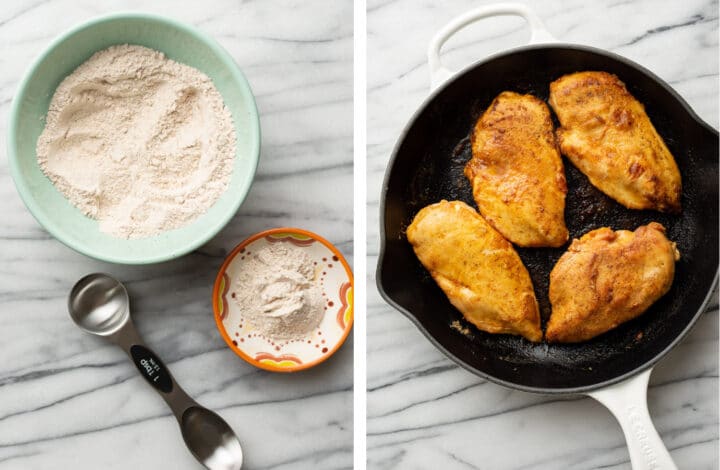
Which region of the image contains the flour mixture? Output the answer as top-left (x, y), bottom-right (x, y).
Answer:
top-left (233, 244), bottom-right (324, 340)
top-left (36, 44), bottom-right (236, 239)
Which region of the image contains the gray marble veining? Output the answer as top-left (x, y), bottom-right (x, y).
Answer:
top-left (367, 0), bottom-right (718, 469)
top-left (0, 0), bottom-right (352, 469)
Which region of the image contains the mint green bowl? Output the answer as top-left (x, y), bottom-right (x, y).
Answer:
top-left (7, 13), bottom-right (260, 264)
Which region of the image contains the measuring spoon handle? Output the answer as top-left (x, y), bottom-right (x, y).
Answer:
top-left (111, 319), bottom-right (198, 419)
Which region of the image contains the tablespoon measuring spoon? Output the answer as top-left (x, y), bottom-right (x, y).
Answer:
top-left (68, 273), bottom-right (243, 470)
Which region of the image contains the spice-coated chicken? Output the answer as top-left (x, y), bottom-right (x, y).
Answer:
top-left (465, 91), bottom-right (569, 247)
top-left (407, 200), bottom-right (542, 342)
top-left (546, 222), bottom-right (679, 343)
top-left (549, 71), bottom-right (682, 213)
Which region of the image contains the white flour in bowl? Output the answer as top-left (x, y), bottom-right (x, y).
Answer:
top-left (233, 244), bottom-right (324, 340)
top-left (36, 44), bottom-right (236, 239)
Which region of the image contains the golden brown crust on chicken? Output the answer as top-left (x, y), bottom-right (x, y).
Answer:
top-left (549, 71), bottom-right (682, 213)
top-left (407, 200), bottom-right (542, 342)
top-left (465, 91), bottom-right (569, 247)
top-left (546, 222), bottom-right (679, 343)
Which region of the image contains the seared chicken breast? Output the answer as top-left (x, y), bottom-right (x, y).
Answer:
top-left (549, 71), bottom-right (681, 213)
top-left (407, 200), bottom-right (542, 342)
top-left (546, 222), bottom-right (679, 343)
top-left (466, 91), bottom-right (569, 247)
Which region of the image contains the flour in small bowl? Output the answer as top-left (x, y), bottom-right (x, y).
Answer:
top-left (234, 244), bottom-right (324, 340)
top-left (36, 44), bottom-right (236, 239)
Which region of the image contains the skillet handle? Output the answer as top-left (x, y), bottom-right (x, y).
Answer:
top-left (587, 368), bottom-right (677, 470)
top-left (428, 3), bottom-right (558, 90)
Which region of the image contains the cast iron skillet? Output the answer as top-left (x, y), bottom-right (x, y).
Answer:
top-left (376, 5), bottom-right (718, 469)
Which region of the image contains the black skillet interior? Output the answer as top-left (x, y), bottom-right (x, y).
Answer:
top-left (377, 45), bottom-right (719, 393)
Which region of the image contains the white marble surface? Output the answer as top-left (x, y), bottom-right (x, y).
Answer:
top-left (0, 0), bottom-right (352, 469)
top-left (367, 0), bottom-right (718, 469)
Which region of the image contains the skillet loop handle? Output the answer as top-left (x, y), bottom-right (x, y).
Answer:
top-left (588, 369), bottom-right (678, 470)
top-left (428, 2), bottom-right (557, 90)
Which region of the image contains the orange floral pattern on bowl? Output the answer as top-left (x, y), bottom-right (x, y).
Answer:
top-left (266, 232), bottom-right (315, 246)
top-left (255, 352), bottom-right (303, 367)
top-left (337, 282), bottom-right (352, 330)
top-left (217, 273), bottom-right (230, 320)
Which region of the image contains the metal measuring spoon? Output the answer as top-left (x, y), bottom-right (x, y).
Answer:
top-left (68, 273), bottom-right (243, 470)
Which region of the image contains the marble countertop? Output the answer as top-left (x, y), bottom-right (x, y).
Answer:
top-left (0, 0), bottom-right (352, 469)
top-left (367, 0), bottom-right (718, 469)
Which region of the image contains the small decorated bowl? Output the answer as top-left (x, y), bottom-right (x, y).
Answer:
top-left (213, 228), bottom-right (353, 372)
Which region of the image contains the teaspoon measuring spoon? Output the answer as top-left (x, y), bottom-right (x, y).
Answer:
top-left (68, 273), bottom-right (243, 470)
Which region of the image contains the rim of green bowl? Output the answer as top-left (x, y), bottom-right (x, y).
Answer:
top-left (6, 12), bottom-right (261, 264)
